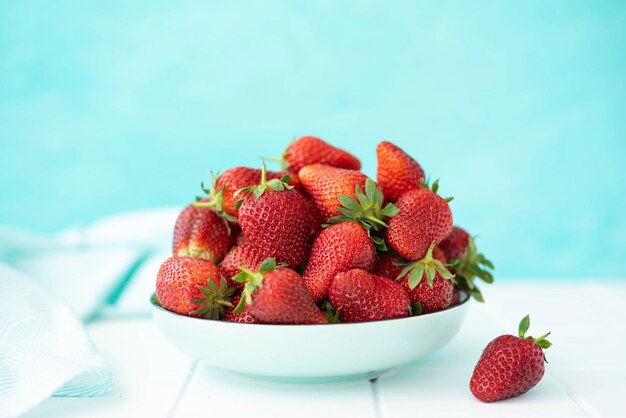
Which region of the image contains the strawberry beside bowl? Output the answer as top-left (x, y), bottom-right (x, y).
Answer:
top-left (150, 292), bottom-right (470, 383)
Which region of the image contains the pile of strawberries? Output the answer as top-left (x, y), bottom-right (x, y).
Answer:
top-left (155, 136), bottom-right (494, 325)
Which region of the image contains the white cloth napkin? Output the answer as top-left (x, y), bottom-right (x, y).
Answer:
top-left (0, 264), bottom-right (112, 418)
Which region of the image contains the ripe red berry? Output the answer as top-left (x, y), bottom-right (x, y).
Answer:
top-left (298, 164), bottom-right (369, 221)
top-left (387, 186), bottom-right (453, 261)
top-left (172, 204), bottom-right (233, 263)
top-left (439, 226), bottom-right (495, 302)
top-left (328, 269), bottom-right (411, 322)
top-left (470, 315), bottom-right (552, 402)
top-left (156, 256), bottom-right (234, 319)
top-left (283, 136), bottom-right (361, 174)
top-left (303, 222), bottom-right (376, 303)
top-left (374, 246), bottom-right (454, 314)
top-left (236, 164), bottom-right (311, 268)
top-left (233, 258), bottom-right (327, 325)
top-left (222, 295), bottom-right (256, 324)
top-left (376, 141), bottom-right (425, 202)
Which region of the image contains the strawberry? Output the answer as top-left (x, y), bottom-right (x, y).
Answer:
top-left (470, 315), bottom-right (552, 402)
top-left (156, 256), bottom-right (234, 319)
top-left (303, 221), bottom-right (376, 303)
top-left (372, 252), bottom-right (405, 280)
top-left (221, 295), bottom-right (256, 323)
top-left (328, 269), bottom-right (411, 322)
top-left (439, 226), bottom-right (471, 261)
top-left (172, 203), bottom-right (233, 263)
top-left (220, 244), bottom-right (273, 291)
top-left (233, 229), bottom-right (249, 246)
top-left (298, 164), bottom-right (369, 220)
top-left (277, 136), bottom-right (361, 174)
top-left (386, 181), bottom-right (453, 261)
top-left (450, 288), bottom-right (461, 306)
top-left (439, 226), bottom-right (494, 302)
top-left (233, 258), bottom-right (327, 324)
top-left (196, 168), bottom-right (298, 218)
top-left (325, 177), bottom-right (399, 249)
top-left (236, 164), bottom-right (311, 268)
top-left (376, 141), bottom-right (425, 202)
top-left (374, 247), bottom-right (454, 314)
top-left (299, 189), bottom-right (325, 235)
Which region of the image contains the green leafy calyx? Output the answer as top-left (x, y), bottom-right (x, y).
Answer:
top-left (322, 300), bottom-right (341, 324)
top-left (192, 171), bottom-right (238, 226)
top-left (517, 315), bottom-right (552, 359)
top-left (232, 258), bottom-right (278, 313)
top-left (234, 162), bottom-right (293, 209)
top-left (395, 242), bottom-right (455, 289)
top-left (450, 235), bottom-right (494, 302)
top-left (410, 302), bottom-right (423, 316)
top-left (328, 178), bottom-right (399, 236)
top-left (421, 178), bottom-right (453, 202)
top-left (189, 277), bottom-right (236, 319)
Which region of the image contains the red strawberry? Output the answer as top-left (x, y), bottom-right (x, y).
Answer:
top-left (172, 204), bottom-right (233, 263)
top-left (439, 226), bottom-right (495, 302)
top-left (222, 295), bottom-right (256, 323)
top-left (328, 269), bottom-right (411, 322)
top-left (376, 141), bottom-right (425, 202)
top-left (156, 256), bottom-right (234, 319)
top-left (450, 288), bottom-right (461, 306)
top-left (196, 167), bottom-right (298, 218)
top-left (220, 244), bottom-right (273, 291)
top-left (387, 182), bottom-right (453, 261)
top-left (233, 258), bottom-right (327, 324)
top-left (439, 226), bottom-right (471, 261)
top-left (372, 252), bottom-right (405, 280)
top-left (233, 229), bottom-right (249, 246)
top-left (374, 247), bottom-right (454, 314)
top-left (298, 164), bottom-right (369, 220)
top-left (470, 315), bottom-right (552, 402)
top-left (299, 190), bottom-right (325, 235)
top-left (280, 136), bottom-right (361, 174)
top-left (236, 164), bottom-right (311, 268)
top-left (303, 222), bottom-right (376, 303)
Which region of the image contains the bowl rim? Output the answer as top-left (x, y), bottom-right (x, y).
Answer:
top-left (150, 291), bottom-right (470, 327)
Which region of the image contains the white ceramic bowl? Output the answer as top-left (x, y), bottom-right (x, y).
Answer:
top-left (151, 293), bottom-right (470, 383)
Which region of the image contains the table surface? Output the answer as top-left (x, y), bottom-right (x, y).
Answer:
top-left (7, 210), bottom-right (624, 418)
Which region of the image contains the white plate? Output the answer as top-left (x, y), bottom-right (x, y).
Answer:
top-left (151, 293), bottom-right (470, 383)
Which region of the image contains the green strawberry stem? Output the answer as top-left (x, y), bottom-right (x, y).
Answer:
top-left (327, 178), bottom-right (399, 233)
top-left (263, 138), bottom-right (296, 171)
top-left (260, 161), bottom-right (268, 185)
top-left (232, 258), bottom-right (278, 313)
top-left (421, 178), bottom-right (453, 202)
top-left (450, 235), bottom-right (494, 303)
top-left (396, 242), bottom-right (455, 289)
top-left (365, 215), bottom-right (389, 228)
top-left (262, 156), bottom-right (289, 172)
top-left (193, 172), bottom-right (238, 225)
top-left (233, 163), bottom-right (293, 209)
top-left (189, 277), bottom-right (236, 320)
top-left (517, 315), bottom-right (552, 355)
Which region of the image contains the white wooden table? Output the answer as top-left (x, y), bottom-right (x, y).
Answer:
top-left (6, 210), bottom-right (624, 418)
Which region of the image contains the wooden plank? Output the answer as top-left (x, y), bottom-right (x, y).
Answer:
top-left (173, 363), bottom-right (378, 418)
top-left (376, 293), bottom-right (589, 418)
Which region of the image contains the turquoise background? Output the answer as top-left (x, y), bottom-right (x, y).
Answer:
top-left (1, 1), bottom-right (625, 278)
